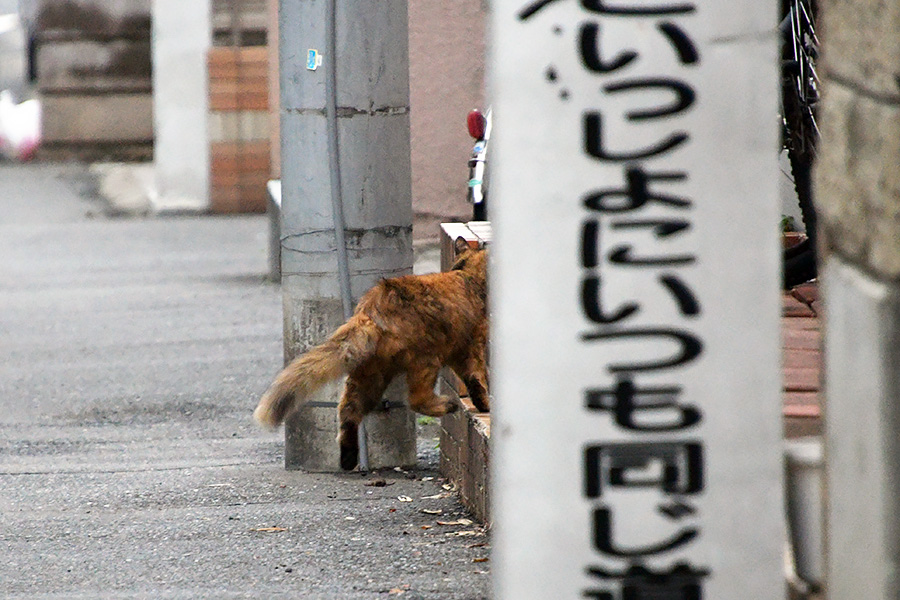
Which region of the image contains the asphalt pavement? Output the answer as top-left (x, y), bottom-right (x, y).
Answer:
top-left (0, 163), bottom-right (491, 599)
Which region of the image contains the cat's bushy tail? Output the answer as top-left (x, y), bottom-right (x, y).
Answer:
top-left (253, 313), bottom-right (379, 428)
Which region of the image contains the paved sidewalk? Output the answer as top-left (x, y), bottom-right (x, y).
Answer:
top-left (782, 283), bottom-right (822, 438)
top-left (0, 163), bottom-right (490, 599)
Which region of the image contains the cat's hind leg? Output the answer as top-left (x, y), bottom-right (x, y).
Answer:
top-left (337, 367), bottom-right (387, 471)
top-left (407, 359), bottom-right (459, 417)
top-left (451, 331), bottom-right (490, 412)
top-left (461, 371), bottom-right (489, 412)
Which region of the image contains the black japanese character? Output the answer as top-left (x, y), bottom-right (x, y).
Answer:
top-left (582, 275), bottom-right (640, 324)
top-left (585, 112), bottom-right (689, 161)
top-left (592, 506), bottom-right (698, 557)
top-left (660, 274), bottom-right (700, 316)
top-left (584, 562), bottom-right (710, 599)
top-left (583, 167), bottom-right (690, 213)
top-left (604, 78), bottom-right (695, 120)
top-left (587, 218), bottom-right (694, 265)
top-left (582, 219), bottom-right (602, 268)
top-left (581, 0), bottom-right (695, 15)
top-left (658, 22), bottom-right (700, 64)
top-left (579, 21), bottom-right (698, 74)
top-left (584, 442), bottom-right (704, 497)
top-left (580, 328), bottom-right (702, 372)
top-left (517, 0), bottom-right (698, 26)
top-left (580, 22), bottom-right (638, 73)
top-left (581, 220), bottom-right (699, 321)
top-left (585, 376), bottom-right (702, 432)
top-left (606, 216), bottom-right (695, 267)
top-left (610, 219), bottom-right (690, 237)
top-left (607, 245), bottom-right (695, 267)
top-left (518, 0), bottom-right (559, 20)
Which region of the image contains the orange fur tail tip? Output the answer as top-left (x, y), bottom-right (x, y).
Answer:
top-left (253, 382), bottom-right (294, 429)
top-left (253, 400), bottom-right (277, 429)
top-left (254, 330), bottom-right (360, 429)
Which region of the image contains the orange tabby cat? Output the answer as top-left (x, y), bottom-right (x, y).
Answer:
top-left (254, 239), bottom-right (488, 470)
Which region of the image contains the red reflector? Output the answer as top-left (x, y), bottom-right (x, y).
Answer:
top-left (467, 109), bottom-right (487, 140)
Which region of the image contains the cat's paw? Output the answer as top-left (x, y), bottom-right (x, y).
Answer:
top-left (340, 443), bottom-right (359, 471)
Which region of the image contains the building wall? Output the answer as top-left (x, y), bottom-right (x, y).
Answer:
top-left (408, 0), bottom-right (487, 240)
top-left (30, 0), bottom-right (153, 160)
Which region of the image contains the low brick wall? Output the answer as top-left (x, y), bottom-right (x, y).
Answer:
top-left (438, 222), bottom-right (492, 524)
top-left (439, 379), bottom-right (491, 524)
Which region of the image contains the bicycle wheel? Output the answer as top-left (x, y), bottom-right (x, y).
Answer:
top-left (781, 0), bottom-right (819, 289)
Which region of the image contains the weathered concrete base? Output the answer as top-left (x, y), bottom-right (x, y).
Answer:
top-left (278, 221), bottom-right (415, 472)
top-left (363, 376), bottom-right (418, 471)
top-left (284, 378), bottom-right (416, 473)
top-left (284, 400), bottom-right (342, 473)
top-left (823, 255), bottom-right (900, 598)
top-left (280, 291), bottom-right (416, 472)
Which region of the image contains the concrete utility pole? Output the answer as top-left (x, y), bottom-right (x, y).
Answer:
top-left (277, 0), bottom-right (416, 471)
top-left (816, 2), bottom-right (900, 597)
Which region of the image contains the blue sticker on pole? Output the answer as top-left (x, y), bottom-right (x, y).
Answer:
top-left (307, 49), bottom-right (322, 71)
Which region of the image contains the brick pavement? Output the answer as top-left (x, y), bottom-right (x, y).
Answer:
top-left (783, 282), bottom-right (823, 437)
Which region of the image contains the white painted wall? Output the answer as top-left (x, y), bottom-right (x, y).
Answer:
top-left (151, 0), bottom-right (211, 212)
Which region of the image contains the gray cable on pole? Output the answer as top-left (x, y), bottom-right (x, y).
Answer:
top-left (324, 0), bottom-right (351, 320)
top-left (324, 0), bottom-right (369, 472)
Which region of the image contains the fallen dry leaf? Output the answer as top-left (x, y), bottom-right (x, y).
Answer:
top-left (421, 509), bottom-right (443, 515)
top-left (251, 527), bottom-right (286, 532)
top-left (397, 496), bottom-right (413, 502)
top-left (420, 493), bottom-right (448, 500)
top-left (473, 557), bottom-right (489, 563)
top-left (436, 518), bottom-right (473, 526)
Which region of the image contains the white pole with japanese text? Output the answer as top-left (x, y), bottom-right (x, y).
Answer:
top-left (489, 1), bottom-right (785, 598)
